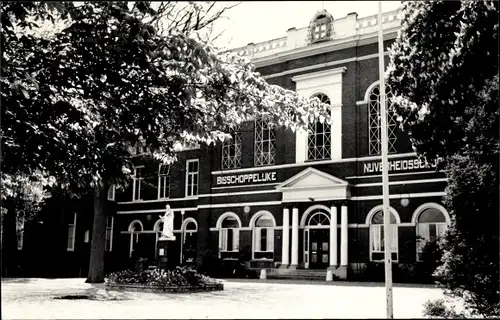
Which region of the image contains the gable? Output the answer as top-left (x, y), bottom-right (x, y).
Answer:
top-left (277, 167), bottom-right (349, 191)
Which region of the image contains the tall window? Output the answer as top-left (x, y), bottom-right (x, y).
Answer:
top-left (67, 213), bottom-right (77, 251)
top-left (368, 84), bottom-right (397, 155)
top-left (222, 125), bottom-right (242, 169)
top-left (16, 217), bottom-right (24, 250)
top-left (370, 210), bottom-right (398, 261)
top-left (158, 164), bottom-right (170, 199)
top-left (254, 116), bottom-right (276, 166)
top-left (185, 159), bottom-right (199, 197)
top-left (129, 220), bottom-right (143, 257)
top-left (132, 166), bottom-right (144, 201)
top-left (107, 184), bottom-right (116, 201)
top-left (252, 213), bottom-right (275, 260)
top-left (308, 93), bottom-right (331, 161)
top-left (416, 207), bottom-right (448, 261)
top-left (220, 216), bottom-right (240, 252)
top-left (105, 217), bottom-right (114, 252)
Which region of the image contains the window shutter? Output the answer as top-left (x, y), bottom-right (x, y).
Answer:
top-left (220, 229), bottom-right (227, 251)
top-left (233, 229), bottom-right (239, 251)
top-left (267, 228), bottom-right (274, 252)
top-left (254, 228), bottom-right (261, 251)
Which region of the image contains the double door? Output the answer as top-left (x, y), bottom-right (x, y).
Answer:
top-left (309, 229), bottom-right (329, 269)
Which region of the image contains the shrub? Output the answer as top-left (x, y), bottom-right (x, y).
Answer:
top-left (423, 299), bottom-right (467, 319)
top-left (105, 266), bottom-right (219, 288)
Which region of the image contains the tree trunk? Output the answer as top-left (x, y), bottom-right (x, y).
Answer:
top-left (86, 181), bottom-right (108, 283)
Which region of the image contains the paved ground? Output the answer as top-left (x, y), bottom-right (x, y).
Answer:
top-left (2, 278), bottom-right (452, 319)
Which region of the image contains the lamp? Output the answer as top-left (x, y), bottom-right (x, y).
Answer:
top-left (400, 184), bottom-right (410, 207)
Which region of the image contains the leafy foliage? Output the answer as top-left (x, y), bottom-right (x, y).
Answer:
top-left (2, 1), bottom-right (330, 283)
top-left (387, 1), bottom-right (499, 317)
top-left (106, 266), bottom-right (219, 287)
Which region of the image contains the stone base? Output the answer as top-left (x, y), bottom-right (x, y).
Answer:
top-left (279, 263), bottom-right (289, 269)
top-left (332, 265), bottom-right (348, 280)
top-left (106, 283), bottom-right (223, 294)
top-left (287, 264), bottom-right (298, 270)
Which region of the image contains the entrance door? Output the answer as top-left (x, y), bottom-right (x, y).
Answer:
top-left (309, 229), bottom-right (329, 269)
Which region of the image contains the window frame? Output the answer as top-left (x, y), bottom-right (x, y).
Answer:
top-left (222, 125), bottom-right (243, 169)
top-left (107, 184), bottom-right (116, 201)
top-left (185, 159), bottom-right (199, 198)
top-left (252, 213), bottom-right (276, 260)
top-left (132, 166), bottom-right (145, 201)
top-left (368, 209), bottom-right (399, 262)
top-left (307, 93), bottom-right (332, 161)
top-left (67, 212), bottom-right (77, 252)
top-left (367, 84), bottom-right (398, 155)
top-left (128, 220), bottom-right (143, 258)
top-left (158, 164), bottom-right (170, 199)
top-left (105, 216), bottom-right (114, 252)
top-left (254, 116), bottom-right (276, 167)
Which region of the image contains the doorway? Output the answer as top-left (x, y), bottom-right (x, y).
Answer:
top-left (309, 229), bottom-right (329, 269)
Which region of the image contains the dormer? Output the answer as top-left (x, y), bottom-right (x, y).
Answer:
top-left (307, 10), bottom-right (334, 44)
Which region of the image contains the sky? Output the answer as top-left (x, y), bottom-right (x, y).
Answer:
top-left (210, 1), bottom-right (402, 49)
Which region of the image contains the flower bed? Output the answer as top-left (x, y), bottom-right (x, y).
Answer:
top-left (105, 266), bottom-right (223, 293)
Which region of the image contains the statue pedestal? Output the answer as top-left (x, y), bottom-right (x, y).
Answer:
top-left (157, 238), bottom-right (175, 270)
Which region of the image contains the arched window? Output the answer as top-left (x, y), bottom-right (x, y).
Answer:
top-left (308, 93), bottom-right (331, 161)
top-left (414, 204), bottom-right (449, 261)
top-left (181, 218), bottom-right (198, 264)
top-left (255, 115), bottom-right (276, 166)
top-left (308, 212), bottom-right (330, 226)
top-left (219, 214), bottom-right (241, 253)
top-left (222, 124), bottom-right (242, 169)
top-left (251, 212), bottom-right (276, 260)
top-left (369, 209), bottom-right (399, 262)
top-left (368, 83), bottom-right (397, 155)
top-left (128, 220), bottom-right (143, 257)
top-left (308, 10), bottom-right (334, 44)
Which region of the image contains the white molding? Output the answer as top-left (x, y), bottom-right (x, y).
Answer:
top-left (411, 202), bottom-right (451, 224)
top-left (117, 207), bottom-right (198, 214)
top-left (128, 219), bottom-right (144, 232)
top-left (215, 211), bottom-right (242, 229)
top-left (276, 167), bottom-right (350, 190)
top-left (300, 204), bottom-right (331, 227)
top-left (249, 210), bottom-right (277, 227)
top-left (118, 196), bottom-right (199, 204)
top-left (153, 218), bottom-right (162, 231)
top-left (291, 67), bottom-right (347, 83)
top-left (253, 30), bottom-right (398, 68)
top-left (352, 191), bottom-right (446, 201)
top-left (181, 217), bottom-right (198, 231)
top-left (365, 205), bottom-right (401, 224)
top-left (345, 170), bottom-right (438, 179)
top-left (356, 80), bottom-right (381, 105)
top-left (66, 213), bottom-right (77, 252)
top-left (399, 222), bottom-right (416, 227)
top-left (185, 159), bottom-right (199, 197)
top-left (262, 52), bottom-right (389, 80)
top-left (198, 201), bottom-right (282, 209)
top-left (211, 152), bottom-right (417, 175)
top-left (202, 189), bottom-right (281, 197)
top-left (355, 178), bottom-right (447, 187)
top-left (211, 182), bottom-right (280, 190)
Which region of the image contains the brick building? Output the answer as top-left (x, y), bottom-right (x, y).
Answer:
top-left (13, 9), bottom-right (449, 280)
top-left (108, 9), bottom-right (450, 280)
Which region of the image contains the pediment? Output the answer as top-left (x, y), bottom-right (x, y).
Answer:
top-left (276, 167), bottom-right (349, 191)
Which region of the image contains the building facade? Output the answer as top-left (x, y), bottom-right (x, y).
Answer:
top-left (10, 9), bottom-right (449, 280)
top-left (108, 9), bottom-right (450, 280)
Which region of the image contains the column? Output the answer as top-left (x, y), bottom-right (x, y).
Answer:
top-left (330, 206), bottom-right (338, 267)
top-left (340, 205), bottom-right (348, 266)
top-left (290, 207), bottom-right (299, 267)
top-left (281, 208), bottom-right (290, 266)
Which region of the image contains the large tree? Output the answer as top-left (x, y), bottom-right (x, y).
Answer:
top-left (2, 1), bottom-right (330, 283)
top-left (386, 0), bottom-right (499, 317)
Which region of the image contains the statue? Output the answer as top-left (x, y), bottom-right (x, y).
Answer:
top-left (159, 204), bottom-right (176, 241)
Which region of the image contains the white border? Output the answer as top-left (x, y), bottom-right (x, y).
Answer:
top-left (185, 159), bottom-right (199, 198)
